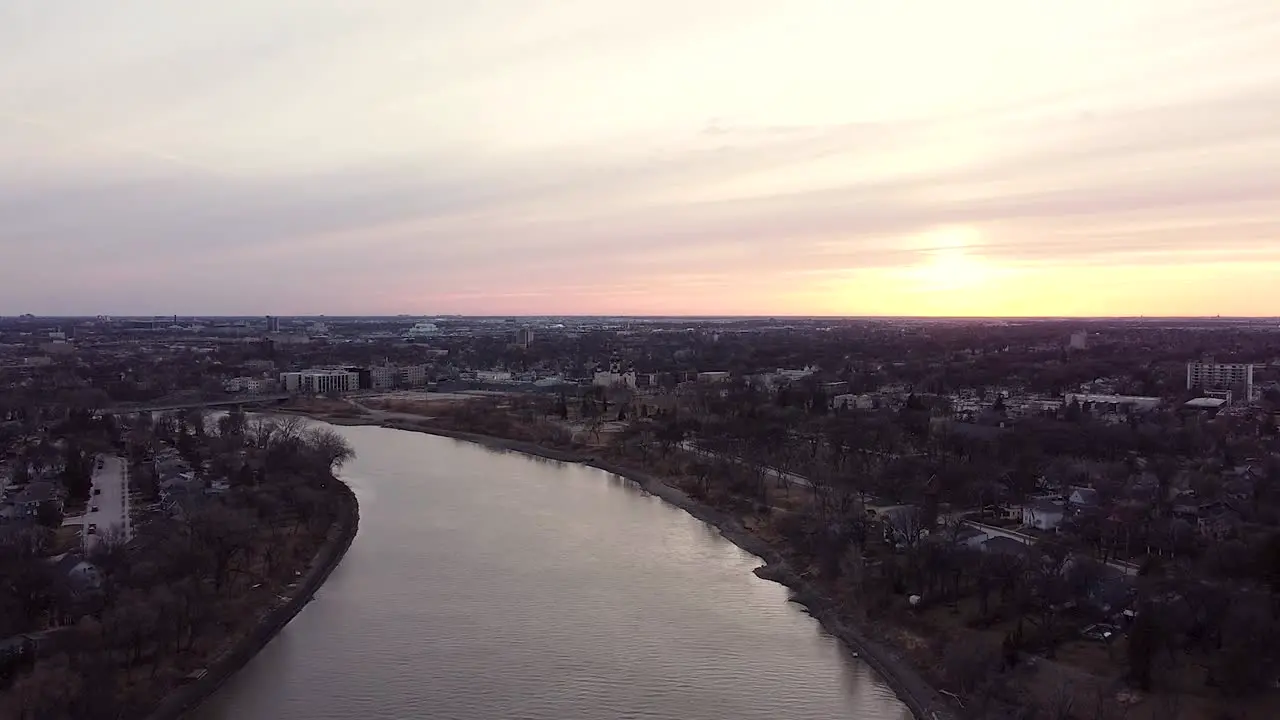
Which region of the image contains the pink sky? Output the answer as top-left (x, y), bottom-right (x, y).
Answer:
top-left (2, 1), bottom-right (1279, 316)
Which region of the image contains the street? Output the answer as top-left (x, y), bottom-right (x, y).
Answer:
top-left (62, 455), bottom-right (131, 552)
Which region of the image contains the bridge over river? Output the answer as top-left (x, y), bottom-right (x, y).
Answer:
top-left (103, 393), bottom-right (293, 414)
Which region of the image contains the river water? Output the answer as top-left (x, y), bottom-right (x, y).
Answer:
top-left (192, 424), bottom-right (910, 720)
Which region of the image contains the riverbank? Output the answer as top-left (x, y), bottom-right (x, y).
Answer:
top-left (142, 477), bottom-right (360, 720)
top-left (305, 412), bottom-right (952, 720)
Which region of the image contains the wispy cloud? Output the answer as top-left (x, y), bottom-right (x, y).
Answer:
top-left (1, 0), bottom-right (1278, 315)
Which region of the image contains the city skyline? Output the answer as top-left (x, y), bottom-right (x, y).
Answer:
top-left (3, 1), bottom-right (1279, 316)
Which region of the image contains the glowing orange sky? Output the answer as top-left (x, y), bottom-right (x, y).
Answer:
top-left (2, 1), bottom-right (1279, 316)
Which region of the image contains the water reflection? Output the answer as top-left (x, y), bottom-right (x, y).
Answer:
top-left (193, 424), bottom-right (911, 720)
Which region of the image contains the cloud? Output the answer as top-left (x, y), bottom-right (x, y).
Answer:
top-left (1, 1), bottom-right (1279, 315)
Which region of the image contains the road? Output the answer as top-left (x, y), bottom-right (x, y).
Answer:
top-left (680, 440), bottom-right (814, 488)
top-left (104, 393), bottom-right (291, 414)
top-left (63, 455), bottom-right (131, 552)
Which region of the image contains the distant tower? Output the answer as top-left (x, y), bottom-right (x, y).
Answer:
top-left (1068, 331), bottom-right (1087, 350)
top-left (266, 315), bottom-right (281, 333)
top-left (516, 327), bottom-right (534, 348)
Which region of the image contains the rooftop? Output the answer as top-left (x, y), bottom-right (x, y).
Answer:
top-left (1184, 397), bottom-right (1228, 409)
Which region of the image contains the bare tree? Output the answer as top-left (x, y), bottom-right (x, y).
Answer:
top-left (1045, 679), bottom-right (1076, 720)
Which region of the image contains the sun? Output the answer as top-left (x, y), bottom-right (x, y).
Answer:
top-left (902, 226), bottom-right (999, 292)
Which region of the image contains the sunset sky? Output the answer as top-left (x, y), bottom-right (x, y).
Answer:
top-left (2, 1), bottom-right (1279, 316)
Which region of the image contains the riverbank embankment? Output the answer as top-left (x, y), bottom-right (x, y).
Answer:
top-left (142, 478), bottom-right (360, 720)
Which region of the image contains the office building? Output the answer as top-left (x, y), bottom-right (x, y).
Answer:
top-left (371, 365), bottom-right (398, 390)
top-left (265, 315), bottom-right (281, 333)
top-left (399, 365), bottom-right (428, 387)
top-left (1068, 331), bottom-right (1087, 350)
top-left (279, 369), bottom-right (361, 395)
top-left (1187, 360), bottom-right (1254, 402)
top-left (516, 327), bottom-right (535, 348)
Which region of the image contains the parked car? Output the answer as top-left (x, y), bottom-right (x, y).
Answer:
top-left (87, 524), bottom-right (97, 535)
top-left (94, 488), bottom-right (101, 495)
top-left (90, 505), bottom-right (99, 512)
top-left (1081, 623), bottom-right (1118, 642)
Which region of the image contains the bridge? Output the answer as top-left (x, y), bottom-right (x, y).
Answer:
top-left (104, 393), bottom-right (293, 414)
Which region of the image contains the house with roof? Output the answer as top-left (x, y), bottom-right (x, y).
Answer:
top-left (1084, 571), bottom-right (1136, 619)
top-left (1180, 501), bottom-right (1243, 540)
top-left (6, 481), bottom-right (63, 519)
top-left (1022, 499), bottom-right (1066, 531)
top-left (1068, 486), bottom-right (1100, 508)
top-left (933, 524), bottom-right (991, 549)
top-left (46, 553), bottom-right (102, 595)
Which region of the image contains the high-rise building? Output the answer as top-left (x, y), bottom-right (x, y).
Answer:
top-left (516, 327), bottom-right (535, 348)
top-left (1068, 331), bottom-right (1088, 350)
top-left (1187, 360), bottom-right (1254, 402)
top-left (266, 315), bottom-right (281, 333)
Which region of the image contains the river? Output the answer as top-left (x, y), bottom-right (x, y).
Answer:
top-left (192, 423), bottom-right (911, 720)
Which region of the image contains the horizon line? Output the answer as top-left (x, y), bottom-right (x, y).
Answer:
top-left (6, 314), bottom-right (1280, 321)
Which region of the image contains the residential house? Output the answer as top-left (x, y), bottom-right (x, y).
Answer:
top-left (1180, 501), bottom-right (1242, 540)
top-left (47, 553), bottom-right (102, 595)
top-left (1068, 486), bottom-right (1100, 508)
top-left (8, 481), bottom-right (63, 519)
top-left (166, 492), bottom-right (207, 520)
top-left (1084, 572), bottom-right (1136, 619)
top-left (1022, 499), bottom-right (1066, 531)
top-left (934, 524), bottom-right (990, 549)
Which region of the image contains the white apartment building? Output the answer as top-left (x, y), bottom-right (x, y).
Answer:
top-left (593, 371), bottom-right (637, 389)
top-left (405, 321), bottom-right (439, 337)
top-left (279, 369), bottom-right (360, 395)
top-left (1187, 361), bottom-right (1254, 401)
top-left (476, 370), bottom-right (512, 383)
